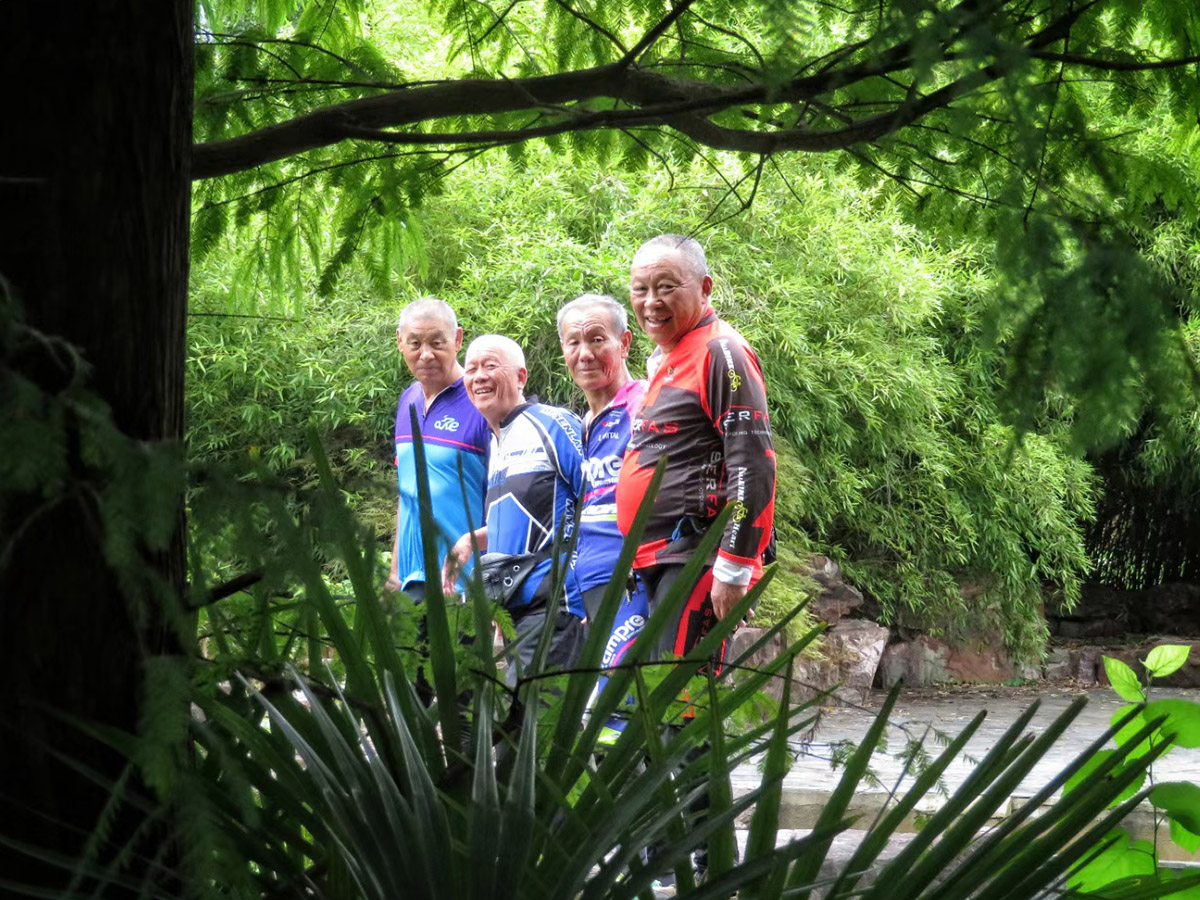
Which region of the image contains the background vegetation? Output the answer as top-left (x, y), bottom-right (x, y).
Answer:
top-left (190, 148), bottom-right (1104, 662)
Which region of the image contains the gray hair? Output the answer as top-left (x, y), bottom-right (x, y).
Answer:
top-left (556, 293), bottom-right (629, 339)
top-left (633, 234), bottom-right (709, 279)
top-left (465, 334), bottom-right (526, 369)
top-left (399, 297), bottom-right (457, 333)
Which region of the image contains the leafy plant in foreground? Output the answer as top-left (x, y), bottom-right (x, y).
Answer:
top-left (10, 433), bottom-right (1200, 900)
top-left (1064, 646), bottom-right (1200, 891)
top-left (182, 442), bottom-right (1200, 900)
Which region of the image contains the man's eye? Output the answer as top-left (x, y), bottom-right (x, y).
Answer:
top-left (631, 286), bottom-right (647, 296)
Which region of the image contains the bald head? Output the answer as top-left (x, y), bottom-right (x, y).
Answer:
top-left (399, 297), bottom-right (457, 333)
top-left (633, 234), bottom-right (708, 280)
top-left (464, 334), bottom-right (528, 430)
top-left (465, 334), bottom-right (526, 369)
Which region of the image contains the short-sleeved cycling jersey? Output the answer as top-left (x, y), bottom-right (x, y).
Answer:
top-left (571, 378), bottom-right (647, 595)
top-left (394, 378), bottom-right (490, 591)
top-left (615, 312), bottom-right (776, 577)
top-left (484, 402), bottom-right (585, 617)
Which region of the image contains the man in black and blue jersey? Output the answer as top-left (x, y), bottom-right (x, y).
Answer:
top-left (443, 334), bottom-right (587, 678)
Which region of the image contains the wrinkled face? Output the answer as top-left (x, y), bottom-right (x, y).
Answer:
top-left (397, 315), bottom-right (463, 391)
top-left (560, 306), bottom-right (632, 395)
top-left (464, 346), bottom-right (527, 425)
top-left (629, 248), bottom-right (713, 351)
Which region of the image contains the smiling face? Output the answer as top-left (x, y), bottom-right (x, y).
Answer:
top-left (397, 314), bottom-right (463, 395)
top-left (464, 342), bottom-right (527, 430)
top-left (560, 304), bottom-right (632, 399)
top-left (629, 247), bottom-right (713, 351)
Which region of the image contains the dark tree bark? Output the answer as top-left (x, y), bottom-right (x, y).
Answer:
top-left (0, 0), bottom-right (193, 892)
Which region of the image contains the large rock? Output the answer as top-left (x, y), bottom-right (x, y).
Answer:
top-left (728, 620), bottom-right (889, 707)
top-left (879, 635), bottom-right (1016, 687)
top-left (810, 620), bottom-right (890, 704)
top-left (806, 555), bottom-right (864, 626)
top-left (727, 626), bottom-right (789, 701)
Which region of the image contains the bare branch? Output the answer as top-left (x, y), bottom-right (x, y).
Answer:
top-left (1030, 50), bottom-right (1200, 71)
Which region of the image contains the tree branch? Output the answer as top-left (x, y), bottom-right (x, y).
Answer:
top-left (618, 0), bottom-right (697, 66)
top-left (191, 2), bottom-right (1200, 181)
top-left (1030, 50), bottom-right (1200, 71)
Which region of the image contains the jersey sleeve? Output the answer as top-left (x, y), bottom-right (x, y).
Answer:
top-left (548, 408), bottom-right (585, 496)
top-left (703, 336), bottom-right (776, 571)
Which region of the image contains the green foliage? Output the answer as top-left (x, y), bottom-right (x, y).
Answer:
top-left (1069, 648), bottom-right (1200, 890)
top-left (8, 328), bottom-right (1200, 899)
top-left (189, 148), bottom-right (1096, 659)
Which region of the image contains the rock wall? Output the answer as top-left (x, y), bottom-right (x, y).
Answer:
top-left (1050, 582), bottom-right (1200, 639)
top-left (734, 558), bottom-right (1200, 699)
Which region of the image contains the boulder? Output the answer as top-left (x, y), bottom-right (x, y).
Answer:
top-left (727, 626), bottom-right (789, 701)
top-left (795, 619), bottom-right (890, 705)
top-left (1136, 585), bottom-right (1200, 635)
top-left (729, 620), bottom-right (889, 707)
top-left (806, 555), bottom-right (864, 626)
top-left (878, 636), bottom-right (951, 688)
top-left (879, 635), bottom-right (1016, 687)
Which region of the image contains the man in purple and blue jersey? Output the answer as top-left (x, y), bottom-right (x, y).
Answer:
top-left (558, 293), bottom-right (649, 728)
top-left (388, 298), bottom-right (490, 601)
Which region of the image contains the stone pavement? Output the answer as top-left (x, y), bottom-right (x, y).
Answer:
top-left (728, 683), bottom-right (1200, 861)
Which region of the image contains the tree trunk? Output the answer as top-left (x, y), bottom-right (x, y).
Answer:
top-left (0, 0), bottom-right (193, 892)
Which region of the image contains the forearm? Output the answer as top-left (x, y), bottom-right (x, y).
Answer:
top-left (390, 505), bottom-right (401, 578)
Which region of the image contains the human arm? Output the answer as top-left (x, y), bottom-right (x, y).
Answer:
top-left (442, 526), bottom-right (487, 594)
top-left (705, 333), bottom-right (776, 617)
top-left (384, 501), bottom-right (404, 591)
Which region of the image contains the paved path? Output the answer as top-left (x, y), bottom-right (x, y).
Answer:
top-left (729, 684), bottom-right (1200, 858)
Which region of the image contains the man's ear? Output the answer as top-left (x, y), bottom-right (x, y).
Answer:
top-left (620, 329), bottom-right (633, 356)
top-left (453, 327), bottom-right (464, 353)
top-left (517, 367), bottom-right (529, 388)
top-left (396, 328), bottom-right (404, 352)
top-left (700, 274), bottom-right (714, 299)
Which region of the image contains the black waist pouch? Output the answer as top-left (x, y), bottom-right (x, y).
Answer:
top-left (480, 551), bottom-right (553, 609)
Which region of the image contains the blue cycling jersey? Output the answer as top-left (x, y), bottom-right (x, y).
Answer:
top-left (572, 379), bottom-right (647, 594)
top-left (484, 402), bottom-right (585, 616)
top-left (394, 379), bottom-right (490, 591)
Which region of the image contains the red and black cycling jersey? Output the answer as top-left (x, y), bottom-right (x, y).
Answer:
top-left (615, 311), bottom-right (776, 573)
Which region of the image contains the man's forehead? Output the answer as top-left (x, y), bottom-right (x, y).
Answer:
top-left (401, 315), bottom-right (453, 336)
top-left (466, 345), bottom-right (504, 362)
top-left (631, 247), bottom-right (688, 273)
top-left (561, 308), bottom-right (618, 335)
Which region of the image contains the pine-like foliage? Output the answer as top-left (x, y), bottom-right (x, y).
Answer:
top-left (192, 0), bottom-right (1200, 443)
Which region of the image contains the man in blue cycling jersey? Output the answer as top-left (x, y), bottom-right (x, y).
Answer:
top-left (559, 293), bottom-right (649, 741)
top-left (388, 298), bottom-right (490, 600)
top-left (443, 335), bottom-right (587, 678)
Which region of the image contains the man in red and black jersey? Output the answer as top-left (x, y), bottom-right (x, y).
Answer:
top-left (615, 234), bottom-right (776, 666)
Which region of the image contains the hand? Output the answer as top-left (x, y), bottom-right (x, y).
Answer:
top-left (710, 578), bottom-right (753, 622)
top-left (384, 572), bottom-right (402, 593)
top-left (441, 534), bottom-right (472, 594)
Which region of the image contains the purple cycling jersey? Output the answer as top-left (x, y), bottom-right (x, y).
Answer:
top-left (571, 379), bottom-right (647, 594)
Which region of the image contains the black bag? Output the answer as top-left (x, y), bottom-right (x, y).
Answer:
top-left (479, 551), bottom-right (552, 608)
